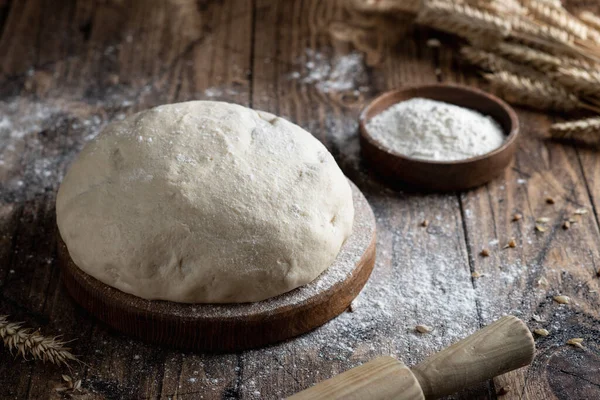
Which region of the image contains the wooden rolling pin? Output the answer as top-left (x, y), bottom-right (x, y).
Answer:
top-left (288, 316), bottom-right (534, 400)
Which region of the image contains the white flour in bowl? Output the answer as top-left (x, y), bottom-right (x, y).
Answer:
top-left (365, 98), bottom-right (505, 162)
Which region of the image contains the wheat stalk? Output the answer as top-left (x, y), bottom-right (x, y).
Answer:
top-left (350, 0), bottom-right (421, 15)
top-left (554, 66), bottom-right (600, 96)
top-left (550, 117), bottom-right (600, 139)
top-left (494, 42), bottom-right (595, 72)
top-left (463, 0), bottom-right (527, 16)
top-left (417, 0), bottom-right (510, 45)
top-left (482, 70), bottom-right (595, 112)
top-left (549, 117), bottom-right (600, 143)
top-left (580, 11), bottom-right (600, 32)
top-left (0, 315), bottom-right (79, 368)
top-left (523, 0), bottom-right (564, 9)
top-left (460, 46), bottom-right (541, 78)
top-left (526, 2), bottom-right (590, 40)
top-left (511, 16), bottom-right (573, 45)
top-left (494, 42), bottom-right (562, 71)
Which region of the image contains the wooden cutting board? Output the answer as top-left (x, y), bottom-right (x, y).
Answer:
top-left (59, 181), bottom-right (376, 352)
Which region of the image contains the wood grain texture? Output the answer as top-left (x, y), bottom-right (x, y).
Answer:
top-left (289, 356), bottom-right (424, 400)
top-left (0, 0), bottom-right (599, 399)
top-left (290, 316), bottom-right (534, 400)
top-left (412, 316), bottom-right (534, 399)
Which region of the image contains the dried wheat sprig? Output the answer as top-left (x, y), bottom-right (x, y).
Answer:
top-left (482, 70), bottom-right (598, 113)
top-left (523, 0), bottom-right (564, 9)
top-left (463, 0), bottom-right (527, 16)
top-left (417, 0), bottom-right (510, 45)
top-left (579, 11), bottom-right (600, 32)
top-left (550, 117), bottom-right (600, 139)
top-left (511, 17), bottom-right (573, 46)
top-left (554, 66), bottom-right (600, 96)
top-left (461, 46), bottom-right (540, 78)
top-left (496, 42), bottom-right (561, 71)
top-left (525, 2), bottom-right (590, 40)
top-left (350, 0), bottom-right (421, 15)
top-left (0, 315), bottom-right (79, 368)
top-left (495, 42), bottom-right (594, 72)
top-left (509, 20), bottom-right (600, 63)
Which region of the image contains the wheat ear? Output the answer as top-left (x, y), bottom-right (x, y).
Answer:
top-left (460, 46), bottom-right (541, 78)
top-left (494, 42), bottom-right (594, 72)
top-left (464, 0), bottom-right (527, 16)
top-left (482, 70), bottom-right (599, 113)
top-left (417, 0), bottom-right (510, 44)
top-left (523, 0), bottom-right (564, 9)
top-left (554, 66), bottom-right (600, 96)
top-left (525, 2), bottom-right (590, 40)
top-left (0, 315), bottom-right (79, 368)
top-left (579, 11), bottom-right (600, 32)
top-left (350, 0), bottom-right (421, 15)
top-left (550, 117), bottom-right (600, 139)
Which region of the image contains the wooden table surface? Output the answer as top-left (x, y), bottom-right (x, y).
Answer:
top-left (1, 1), bottom-right (599, 399)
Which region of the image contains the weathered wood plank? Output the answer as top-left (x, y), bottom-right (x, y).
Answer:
top-left (247, 1), bottom-right (485, 399)
top-left (0, 0), bottom-right (251, 399)
top-left (438, 29), bottom-right (600, 400)
top-left (2, 0), bottom-right (600, 399)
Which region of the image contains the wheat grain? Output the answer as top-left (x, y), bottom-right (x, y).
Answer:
top-left (495, 42), bottom-right (562, 71)
top-left (483, 70), bottom-right (581, 112)
top-left (350, 0), bottom-right (421, 15)
top-left (417, 0), bottom-right (510, 45)
top-left (495, 42), bottom-right (595, 72)
top-left (464, 0), bottom-right (527, 16)
top-left (550, 117), bottom-right (600, 139)
top-left (0, 315), bottom-right (79, 368)
top-left (554, 66), bottom-right (600, 95)
top-left (525, 2), bottom-right (589, 40)
top-left (511, 17), bottom-right (572, 44)
top-left (461, 46), bottom-right (540, 77)
top-left (580, 11), bottom-right (600, 32)
top-left (523, 0), bottom-right (564, 9)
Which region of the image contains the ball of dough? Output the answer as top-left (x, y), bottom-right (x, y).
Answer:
top-left (56, 101), bottom-right (354, 303)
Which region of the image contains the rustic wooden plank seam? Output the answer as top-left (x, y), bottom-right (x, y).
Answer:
top-left (0, 0), bottom-right (13, 42)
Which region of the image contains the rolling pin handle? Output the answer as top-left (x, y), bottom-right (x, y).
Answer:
top-left (411, 315), bottom-right (535, 399)
top-left (287, 356), bottom-right (425, 400)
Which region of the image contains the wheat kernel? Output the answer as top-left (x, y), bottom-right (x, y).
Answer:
top-left (512, 213), bottom-right (523, 221)
top-left (567, 338), bottom-right (584, 349)
top-left (536, 225), bottom-right (547, 232)
top-left (533, 328), bottom-right (549, 337)
top-left (553, 295), bottom-right (570, 304)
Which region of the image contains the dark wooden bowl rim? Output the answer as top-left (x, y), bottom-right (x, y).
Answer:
top-left (359, 83), bottom-right (519, 166)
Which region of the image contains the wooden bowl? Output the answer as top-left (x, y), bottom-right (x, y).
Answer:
top-left (59, 181), bottom-right (376, 352)
top-left (359, 84), bottom-right (519, 191)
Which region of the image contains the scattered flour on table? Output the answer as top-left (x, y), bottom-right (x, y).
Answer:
top-left (0, 85), bottom-right (153, 203)
top-left (289, 49), bottom-right (370, 96)
top-left (366, 98), bottom-right (505, 161)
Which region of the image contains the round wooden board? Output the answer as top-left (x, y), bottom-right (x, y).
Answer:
top-left (59, 181), bottom-right (376, 352)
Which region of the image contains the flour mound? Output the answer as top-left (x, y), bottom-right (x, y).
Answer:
top-left (366, 98), bottom-right (505, 162)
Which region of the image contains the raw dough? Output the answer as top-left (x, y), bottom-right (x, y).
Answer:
top-left (56, 101), bottom-right (354, 303)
